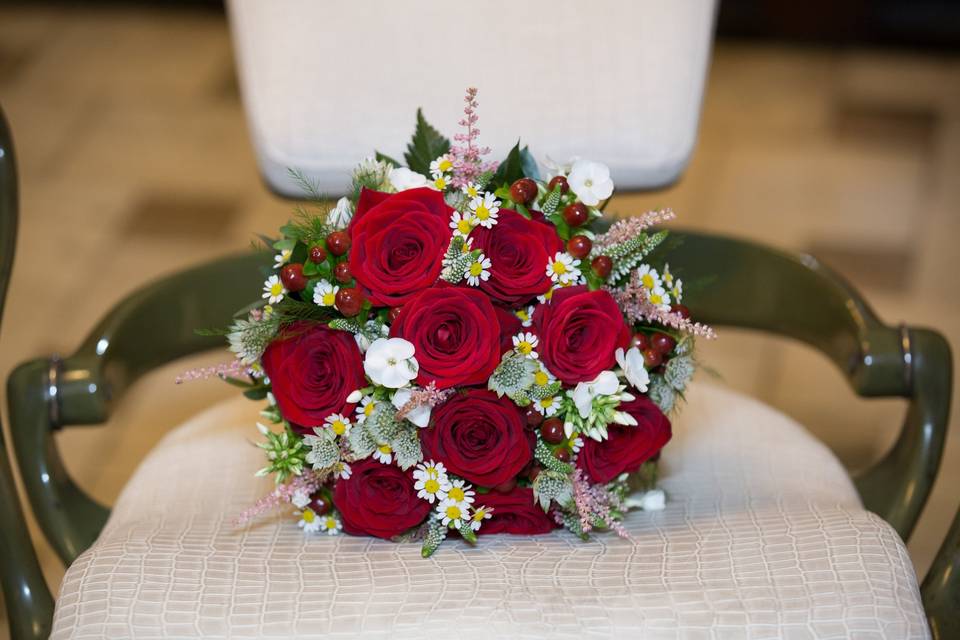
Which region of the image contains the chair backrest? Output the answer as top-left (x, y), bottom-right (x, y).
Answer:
top-left (227, 0), bottom-right (717, 197)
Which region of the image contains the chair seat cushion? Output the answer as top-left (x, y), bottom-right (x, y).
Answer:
top-left (51, 383), bottom-right (929, 639)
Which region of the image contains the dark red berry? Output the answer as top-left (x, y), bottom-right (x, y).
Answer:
top-left (279, 263), bottom-right (307, 292)
top-left (333, 262), bottom-right (352, 284)
top-left (651, 333), bottom-right (676, 355)
top-left (548, 175), bottom-right (570, 194)
top-left (387, 306), bottom-right (403, 323)
top-left (554, 448), bottom-right (572, 463)
top-left (527, 466), bottom-right (542, 482)
top-left (671, 303), bottom-right (691, 319)
top-left (591, 255), bottom-right (613, 279)
top-left (631, 332), bottom-right (650, 351)
top-left (562, 202), bottom-right (589, 227)
top-left (509, 178), bottom-right (538, 205)
top-left (335, 287), bottom-right (364, 317)
top-left (308, 245), bottom-right (327, 263)
top-left (494, 477), bottom-right (517, 493)
top-left (653, 364), bottom-right (667, 375)
top-left (642, 348), bottom-right (662, 369)
top-left (525, 407), bottom-right (544, 428)
top-left (541, 418), bottom-right (565, 445)
top-left (326, 230), bottom-right (350, 256)
top-left (567, 235), bottom-right (592, 259)
top-left (309, 495), bottom-right (332, 515)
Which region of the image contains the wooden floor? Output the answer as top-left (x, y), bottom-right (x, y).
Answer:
top-left (1, 5), bottom-right (958, 634)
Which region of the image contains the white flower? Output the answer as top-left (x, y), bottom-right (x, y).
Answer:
top-left (449, 210), bottom-right (477, 238)
top-left (465, 253), bottom-right (492, 286)
top-left (516, 305), bottom-right (535, 327)
top-left (662, 263), bottom-right (674, 288)
top-left (354, 395), bottom-right (376, 424)
top-left (570, 436), bottom-right (585, 454)
top-left (541, 155), bottom-right (578, 181)
top-left (262, 275), bottom-right (286, 304)
top-left (319, 514), bottom-right (343, 535)
top-left (636, 264), bottom-right (663, 292)
top-left (313, 281), bottom-right (339, 307)
top-left (333, 461), bottom-right (352, 480)
top-left (437, 498), bottom-right (468, 528)
top-left (571, 371), bottom-right (621, 420)
top-left (328, 197), bottom-right (354, 229)
top-left (615, 347), bottom-right (650, 392)
top-left (273, 248), bottom-right (292, 269)
top-left (639, 489), bottom-right (665, 511)
top-left (346, 389), bottom-right (364, 403)
top-left (291, 488), bottom-right (311, 509)
top-left (364, 337), bottom-right (419, 388)
top-left (533, 395), bottom-right (559, 417)
top-left (469, 193), bottom-right (500, 228)
top-left (669, 279), bottom-right (683, 304)
top-left (324, 413), bottom-right (351, 437)
top-left (462, 182), bottom-right (481, 199)
top-left (567, 159), bottom-right (614, 206)
top-left (430, 155), bottom-right (453, 176)
top-left (648, 286), bottom-right (671, 312)
top-left (391, 387), bottom-right (432, 428)
top-left (373, 443), bottom-right (393, 464)
top-left (469, 504), bottom-right (494, 531)
top-left (414, 460), bottom-right (451, 503)
top-left (533, 365), bottom-right (556, 388)
top-left (546, 252), bottom-right (582, 284)
top-left (389, 167), bottom-right (428, 191)
top-left (445, 479), bottom-right (475, 509)
top-left (296, 508), bottom-right (322, 534)
top-left (512, 332), bottom-right (539, 359)
top-left (430, 173), bottom-right (451, 191)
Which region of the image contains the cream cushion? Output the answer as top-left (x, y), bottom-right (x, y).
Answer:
top-left (51, 383), bottom-right (929, 638)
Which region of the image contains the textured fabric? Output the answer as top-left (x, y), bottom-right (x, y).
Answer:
top-left (51, 383), bottom-right (929, 639)
top-left (226, 0), bottom-right (717, 196)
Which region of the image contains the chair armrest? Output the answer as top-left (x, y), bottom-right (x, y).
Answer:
top-left (923, 501), bottom-right (960, 640)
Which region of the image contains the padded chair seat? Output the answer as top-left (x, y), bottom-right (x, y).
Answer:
top-left (51, 383), bottom-right (929, 639)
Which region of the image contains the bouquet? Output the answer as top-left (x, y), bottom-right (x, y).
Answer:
top-left (204, 88), bottom-right (716, 556)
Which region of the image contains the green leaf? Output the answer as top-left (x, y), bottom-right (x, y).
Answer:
top-left (375, 151), bottom-right (402, 168)
top-left (491, 141), bottom-right (524, 186)
top-left (519, 146), bottom-right (541, 181)
top-left (243, 387), bottom-right (270, 401)
top-left (404, 109), bottom-right (451, 176)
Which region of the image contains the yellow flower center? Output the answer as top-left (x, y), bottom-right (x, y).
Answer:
top-left (331, 420), bottom-right (347, 435)
top-left (445, 505), bottom-right (463, 520)
top-left (324, 517), bottom-right (337, 529)
top-left (302, 509), bottom-right (315, 523)
top-left (534, 371), bottom-right (549, 386)
top-left (516, 310), bottom-right (529, 322)
top-left (439, 159), bottom-right (452, 172)
top-left (466, 186), bottom-right (478, 198)
top-left (650, 292), bottom-right (664, 305)
top-left (475, 205), bottom-right (489, 220)
top-left (540, 396), bottom-right (554, 408)
top-left (469, 262), bottom-right (484, 276)
top-left (378, 444), bottom-right (391, 454)
top-left (517, 341), bottom-right (533, 355)
top-left (552, 261), bottom-right (568, 275)
top-left (472, 509), bottom-right (486, 521)
top-left (364, 403), bottom-right (374, 417)
top-left (434, 177), bottom-right (447, 190)
top-left (448, 486), bottom-right (465, 501)
top-left (270, 283), bottom-right (284, 295)
top-left (322, 292), bottom-right (336, 306)
top-left (641, 274), bottom-right (655, 290)
top-left (457, 219), bottom-right (472, 234)
top-left (542, 289), bottom-right (554, 301)
top-left (424, 478), bottom-right (440, 494)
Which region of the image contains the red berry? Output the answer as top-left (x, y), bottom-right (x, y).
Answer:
top-left (651, 333), bottom-right (676, 355)
top-left (509, 178), bottom-right (538, 205)
top-left (591, 255), bottom-right (613, 279)
top-left (548, 175), bottom-right (570, 194)
top-left (653, 364), bottom-right (667, 375)
top-left (333, 262), bottom-right (352, 284)
top-left (671, 303), bottom-right (691, 319)
top-left (308, 246), bottom-right (327, 263)
top-left (642, 348), bottom-right (662, 369)
top-left (541, 418), bottom-right (565, 445)
top-left (494, 477), bottom-right (517, 493)
top-left (309, 495), bottom-right (332, 515)
top-left (326, 231), bottom-right (351, 256)
top-left (387, 306), bottom-right (403, 323)
top-left (554, 448), bottom-right (572, 463)
top-left (527, 466), bottom-right (542, 482)
top-left (562, 202), bottom-right (589, 227)
top-left (567, 235), bottom-right (592, 259)
top-left (279, 263), bottom-right (307, 292)
top-left (335, 287), bottom-right (364, 317)
top-left (525, 407), bottom-right (544, 428)
top-left (631, 332), bottom-right (650, 351)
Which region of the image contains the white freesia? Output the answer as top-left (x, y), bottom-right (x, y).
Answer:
top-left (391, 387), bottom-right (432, 428)
top-left (571, 370), bottom-right (620, 419)
top-left (541, 155), bottom-right (579, 181)
top-left (328, 197), bottom-right (354, 229)
top-left (640, 489), bottom-right (665, 511)
top-left (567, 159), bottom-right (614, 206)
top-left (364, 338), bottom-right (419, 388)
top-left (345, 389), bottom-right (364, 403)
top-left (389, 167), bottom-right (428, 191)
top-left (615, 347), bottom-right (650, 392)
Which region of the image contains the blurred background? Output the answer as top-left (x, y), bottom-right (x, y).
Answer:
top-left (1, 1), bottom-right (958, 635)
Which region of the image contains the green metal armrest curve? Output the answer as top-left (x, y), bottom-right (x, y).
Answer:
top-left (923, 501), bottom-right (960, 640)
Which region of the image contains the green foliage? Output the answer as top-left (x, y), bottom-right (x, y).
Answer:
top-left (601, 230), bottom-right (669, 285)
top-left (287, 167), bottom-right (325, 203)
top-left (255, 424), bottom-right (307, 483)
top-left (559, 511), bottom-right (589, 540)
top-left (439, 235), bottom-right (482, 284)
top-left (540, 185), bottom-right (563, 216)
top-left (421, 518), bottom-right (448, 558)
top-left (405, 109), bottom-right (451, 176)
top-left (519, 146), bottom-right (541, 181)
top-left (458, 521), bottom-right (478, 544)
top-left (375, 151), bottom-right (401, 168)
top-left (534, 439), bottom-right (574, 475)
top-left (647, 375), bottom-right (676, 414)
top-left (532, 470), bottom-right (573, 511)
top-left (351, 157), bottom-right (393, 200)
top-left (664, 355), bottom-right (695, 391)
top-left (491, 141), bottom-right (524, 186)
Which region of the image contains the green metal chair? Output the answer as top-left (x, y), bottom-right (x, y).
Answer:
top-left (0, 102), bottom-right (957, 637)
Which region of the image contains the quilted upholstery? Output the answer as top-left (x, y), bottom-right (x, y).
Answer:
top-left (51, 383), bottom-right (929, 639)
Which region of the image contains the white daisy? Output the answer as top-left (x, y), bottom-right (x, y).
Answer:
top-left (291, 488), bottom-right (311, 509)
top-left (469, 193), bottom-right (500, 228)
top-left (462, 182), bottom-right (480, 199)
top-left (373, 443), bottom-right (393, 465)
top-left (537, 286), bottom-right (556, 305)
top-left (533, 394), bottom-right (560, 417)
top-left (296, 507), bottom-right (322, 534)
top-left (546, 252), bottom-right (582, 284)
top-left (273, 248), bottom-right (292, 269)
top-left (636, 264), bottom-right (663, 293)
top-left (669, 278), bottom-right (683, 304)
top-left (319, 514), bottom-right (343, 535)
top-left (413, 463), bottom-right (452, 503)
top-left (449, 210), bottom-right (477, 238)
top-left (465, 253), bottom-right (492, 286)
top-left (532, 365), bottom-right (557, 388)
top-left (354, 395), bottom-right (376, 424)
top-left (515, 305), bottom-right (535, 327)
top-left (431, 173), bottom-right (451, 191)
top-left (469, 504), bottom-right (494, 531)
top-left (445, 479), bottom-right (475, 508)
top-left (430, 155), bottom-right (454, 176)
top-left (313, 281), bottom-right (340, 307)
top-left (437, 498), bottom-right (468, 529)
top-left (662, 263), bottom-right (674, 288)
top-left (570, 435), bottom-right (585, 454)
top-left (512, 332), bottom-right (539, 359)
top-left (647, 286), bottom-right (671, 312)
top-left (333, 461), bottom-right (352, 480)
top-left (262, 275), bottom-right (286, 304)
top-left (413, 460), bottom-right (449, 483)
top-left (324, 413), bottom-right (351, 437)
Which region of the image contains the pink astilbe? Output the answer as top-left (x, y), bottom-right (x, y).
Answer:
top-left (571, 469), bottom-right (630, 539)
top-left (175, 359), bottom-right (247, 384)
top-left (611, 271), bottom-right (717, 339)
top-left (593, 208), bottom-right (676, 250)
top-left (235, 470), bottom-right (322, 527)
top-left (395, 381), bottom-right (454, 420)
top-left (449, 87), bottom-right (499, 188)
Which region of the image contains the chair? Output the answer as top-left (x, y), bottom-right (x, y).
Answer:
top-left (1, 2), bottom-right (957, 637)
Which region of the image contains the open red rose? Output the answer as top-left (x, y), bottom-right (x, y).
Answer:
top-left (333, 458), bottom-right (431, 539)
top-left (475, 486), bottom-right (558, 535)
top-left (576, 395), bottom-right (672, 483)
top-left (470, 208), bottom-right (563, 306)
top-left (494, 305), bottom-right (523, 355)
top-left (390, 286), bottom-right (501, 388)
top-left (261, 322), bottom-right (365, 434)
top-left (348, 187), bottom-right (453, 306)
top-left (421, 390), bottom-right (532, 487)
top-left (533, 285), bottom-right (631, 385)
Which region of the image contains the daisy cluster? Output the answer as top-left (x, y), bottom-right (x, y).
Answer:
top-left (217, 88), bottom-right (715, 556)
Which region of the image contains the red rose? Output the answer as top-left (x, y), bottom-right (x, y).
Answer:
top-left (390, 286), bottom-right (501, 388)
top-left (533, 285), bottom-right (631, 385)
top-left (469, 208), bottom-right (563, 306)
top-left (494, 305), bottom-right (523, 355)
top-left (421, 390), bottom-right (532, 487)
top-left (475, 486), bottom-right (558, 535)
top-left (333, 458), bottom-right (431, 538)
top-left (576, 395), bottom-right (672, 483)
top-left (261, 322), bottom-right (365, 434)
top-left (348, 188), bottom-right (453, 306)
